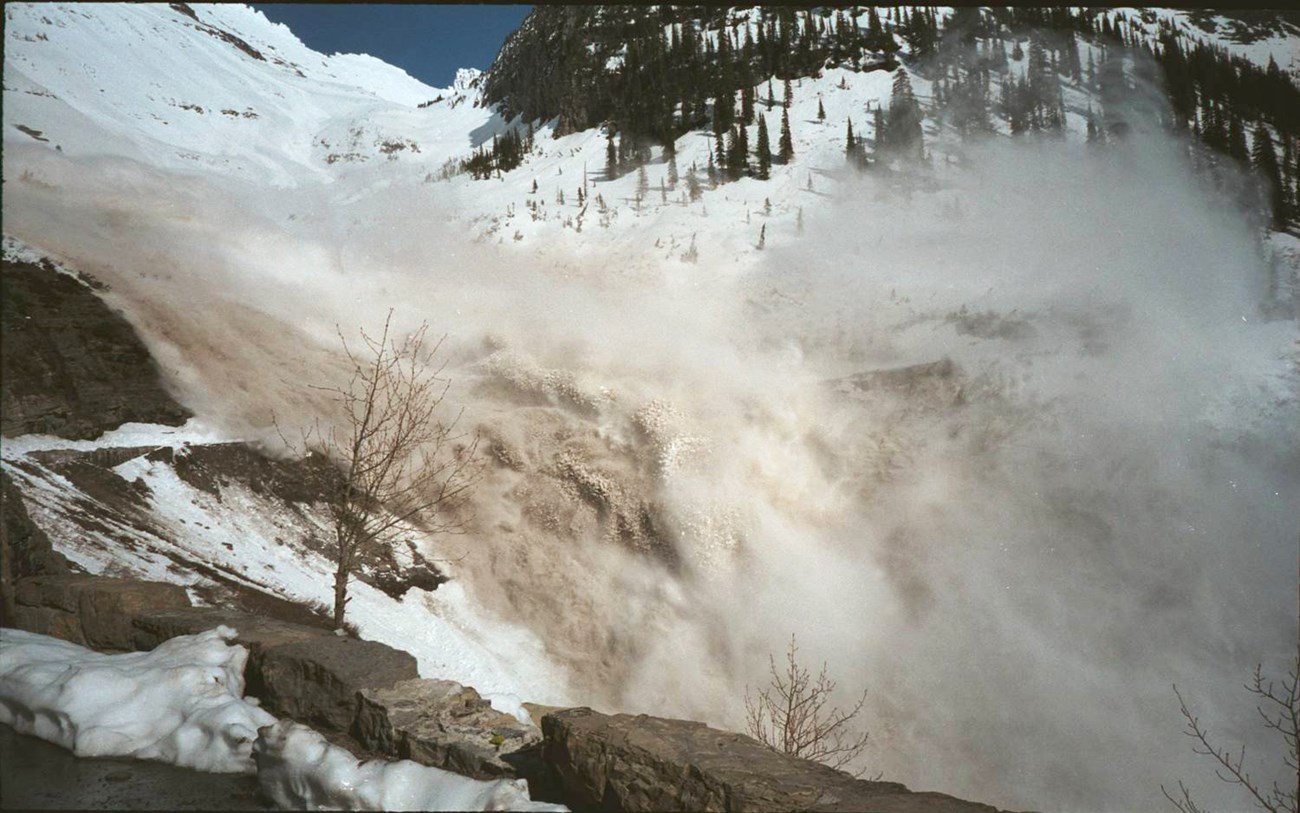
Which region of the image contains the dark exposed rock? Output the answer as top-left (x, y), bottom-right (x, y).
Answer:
top-left (132, 606), bottom-right (340, 720)
top-left (10, 604), bottom-right (84, 644)
top-left (1, 469), bottom-right (70, 611)
top-left (541, 708), bottom-right (1006, 813)
top-left (354, 678), bottom-right (541, 780)
top-left (131, 606), bottom-right (329, 653)
top-left (144, 444), bottom-right (343, 506)
top-left (256, 637), bottom-right (419, 733)
top-left (1, 258), bottom-right (190, 439)
top-left (12, 575), bottom-right (190, 650)
top-left (827, 358), bottom-right (965, 409)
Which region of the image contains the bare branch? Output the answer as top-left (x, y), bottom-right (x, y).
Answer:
top-left (1165, 651), bottom-right (1300, 813)
top-left (745, 633), bottom-right (874, 776)
top-left (293, 309), bottom-right (481, 630)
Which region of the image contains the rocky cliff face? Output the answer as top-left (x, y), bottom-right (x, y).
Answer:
top-left (1, 258), bottom-right (190, 439)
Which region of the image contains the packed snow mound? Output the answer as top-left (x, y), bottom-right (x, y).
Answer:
top-left (0, 625), bottom-right (275, 773)
top-left (254, 719), bottom-right (568, 812)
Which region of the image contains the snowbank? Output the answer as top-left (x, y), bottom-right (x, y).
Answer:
top-left (0, 625), bottom-right (274, 773)
top-left (254, 719), bottom-right (567, 812)
top-left (0, 627), bottom-right (567, 810)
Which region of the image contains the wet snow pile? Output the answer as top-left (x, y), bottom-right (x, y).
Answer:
top-left (0, 625), bottom-right (274, 773)
top-left (0, 627), bottom-right (568, 811)
top-left (255, 719), bottom-right (566, 812)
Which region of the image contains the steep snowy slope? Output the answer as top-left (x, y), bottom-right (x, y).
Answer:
top-left (3, 3), bottom-right (494, 185)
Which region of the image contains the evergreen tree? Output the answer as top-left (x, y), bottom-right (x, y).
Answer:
top-left (636, 164), bottom-right (649, 201)
top-left (1086, 104), bottom-right (1101, 143)
top-left (706, 149), bottom-right (718, 188)
top-left (783, 77), bottom-right (794, 109)
top-left (885, 68), bottom-right (924, 159)
top-left (845, 117), bottom-right (856, 159)
top-left (756, 113), bottom-right (772, 179)
top-left (605, 128), bottom-right (618, 180)
top-left (1252, 122), bottom-right (1285, 226)
top-left (687, 163), bottom-right (702, 201)
top-left (1228, 114), bottom-right (1249, 164)
top-left (665, 139), bottom-right (679, 190)
top-left (817, 98), bottom-right (826, 121)
top-left (779, 105), bottom-right (795, 163)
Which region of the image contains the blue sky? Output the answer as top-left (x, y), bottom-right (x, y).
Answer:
top-left (253, 5), bottom-right (531, 88)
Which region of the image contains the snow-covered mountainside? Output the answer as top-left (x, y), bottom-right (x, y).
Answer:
top-left (4, 5), bottom-right (1300, 812)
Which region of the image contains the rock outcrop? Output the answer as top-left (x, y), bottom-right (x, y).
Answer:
top-left (354, 678), bottom-right (541, 780)
top-left (0, 471), bottom-right (69, 579)
top-left (0, 258), bottom-right (190, 439)
top-left (1, 470), bottom-right (71, 623)
top-left (133, 608), bottom-right (540, 781)
top-left (256, 636), bottom-right (419, 733)
top-left (541, 708), bottom-right (1006, 813)
top-left (11, 574), bottom-right (191, 649)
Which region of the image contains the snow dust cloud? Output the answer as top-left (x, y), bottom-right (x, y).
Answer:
top-left (3, 104), bottom-right (1297, 811)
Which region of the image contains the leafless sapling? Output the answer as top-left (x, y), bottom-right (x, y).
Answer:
top-left (745, 633), bottom-right (874, 776)
top-left (293, 310), bottom-right (479, 630)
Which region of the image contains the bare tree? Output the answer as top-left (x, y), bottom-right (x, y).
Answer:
top-left (1162, 653), bottom-right (1300, 813)
top-left (744, 634), bottom-right (874, 775)
top-left (291, 310), bottom-right (479, 630)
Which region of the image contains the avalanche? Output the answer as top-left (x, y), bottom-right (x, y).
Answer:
top-left (3, 4), bottom-right (1298, 812)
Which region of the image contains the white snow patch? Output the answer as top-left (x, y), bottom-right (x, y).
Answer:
top-left (0, 625), bottom-right (275, 773)
top-left (0, 417), bottom-right (234, 456)
top-left (254, 719), bottom-right (567, 811)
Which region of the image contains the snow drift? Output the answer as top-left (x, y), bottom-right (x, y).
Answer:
top-left (0, 625), bottom-right (274, 772)
top-left (254, 719), bottom-right (566, 812)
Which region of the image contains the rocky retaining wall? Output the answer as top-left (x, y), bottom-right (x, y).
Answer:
top-left (4, 574), bottom-right (1012, 812)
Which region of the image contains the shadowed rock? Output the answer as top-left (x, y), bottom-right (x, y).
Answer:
top-left (541, 707), bottom-right (1007, 813)
top-left (1, 258), bottom-right (190, 439)
top-left (12, 575), bottom-right (190, 649)
top-left (256, 637), bottom-right (419, 733)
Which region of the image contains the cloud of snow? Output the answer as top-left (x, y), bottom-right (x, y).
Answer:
top-left (2, 70), bottom-right (1297, 813)
top-left (742, 130), bottom-right (1300, 811)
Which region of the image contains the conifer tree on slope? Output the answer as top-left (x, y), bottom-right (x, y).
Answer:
top-left (1252, 122), bottom-right (1286, 227)
top-left (886, 68), bottom-right (924, 160)
top-left (756, 113), bottom-right (772, 180)
top-left (779, 105), bottom-right (795, 164)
